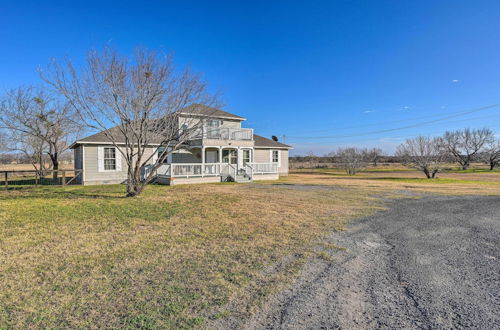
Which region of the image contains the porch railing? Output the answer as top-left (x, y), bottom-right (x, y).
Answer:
top-left (248, 163), bottom-right (279, 174)
top-left (141, 162), bottom-right (277, 181)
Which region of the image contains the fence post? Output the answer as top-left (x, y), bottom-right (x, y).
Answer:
top-left (62, 170), bottom-right (66, 186)
top-left (4, 172), bottom-right (7, 189)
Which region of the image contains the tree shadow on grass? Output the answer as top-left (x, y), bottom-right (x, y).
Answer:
top-left (0, 186), bottom-right (128, 201)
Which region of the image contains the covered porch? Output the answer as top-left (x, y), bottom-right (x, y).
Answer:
top-left (142, 146), bottom-right (279, 184)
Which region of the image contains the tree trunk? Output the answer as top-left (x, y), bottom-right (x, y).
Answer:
top-left (49, 152), bottom-right (59, 181)
top-left (423, 167), bottom-right (431, 179)
top-left (431, 169), bottom-right (438, 178)
top-left (490, 161), bottom-right (497, 171)
top-left (126, 171), bottom-right (144, 197)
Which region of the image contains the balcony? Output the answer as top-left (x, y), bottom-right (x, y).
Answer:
top-left (202, 127), bottom-right (253, 140)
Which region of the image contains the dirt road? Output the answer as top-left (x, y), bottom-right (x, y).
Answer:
top-left (236, 195), bottom-right (500, 329)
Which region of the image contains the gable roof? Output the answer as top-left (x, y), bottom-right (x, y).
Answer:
top-left (73, 131), bottom-right (292, 149)
top-left (253, 134), bottom-right (292, 149)
top-left (179, 104), bottom-right (246, 120)
top-left (74, 126), bottom-right (165, 146)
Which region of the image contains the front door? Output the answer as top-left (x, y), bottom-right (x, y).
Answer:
top-left (222, 149), bottom-right (237, 165)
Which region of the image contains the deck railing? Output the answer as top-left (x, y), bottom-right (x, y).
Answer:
top-left (248, 163), bottom-right (279, 174)
top-left (141, 162), bottom-right (277, 181)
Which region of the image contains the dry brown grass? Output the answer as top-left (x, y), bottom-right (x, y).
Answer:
top-left (0, 163), bottom-right (73, 171)
top-left (287, 168), bottom-right (500, 195)
top-left (0, 182), bottom-right (391, 328)
top-left (1, 168), bottom-right (497, 328)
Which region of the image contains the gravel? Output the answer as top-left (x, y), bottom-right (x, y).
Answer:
top-left (219, 195), bottom-right (500, 329)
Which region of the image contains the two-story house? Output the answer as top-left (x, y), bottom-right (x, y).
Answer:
top-left (70, 105), bottom-right (292, 185)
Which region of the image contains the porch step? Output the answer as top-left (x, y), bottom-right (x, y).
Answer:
top-left (234, 175), bottom-right (252, 183)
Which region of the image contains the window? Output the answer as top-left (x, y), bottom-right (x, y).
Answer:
top-left (157, 147), bottom-right (169, 163)
top-left (208, 119), bottom-right (222, 127)
top-left (272, 150), bottom-right (279, 163)
top-left (222, 149), bottom-right (237, 164)
top-left (243, 149), bottom-right (251, 165)
top-left (104, 147), bottom-right (116, 170)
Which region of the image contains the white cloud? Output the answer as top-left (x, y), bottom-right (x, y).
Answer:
top-left (452, 79), bottom-right (460, 83)
top-left (363, 110), bottom-right (376, 113)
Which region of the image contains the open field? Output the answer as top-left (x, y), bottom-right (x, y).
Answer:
top-left (0, 163), bottom-right (74, 171)
top-left (0, 168), bottom-right (498, 328)
top-left (287, 167), bottom-right (500, 195)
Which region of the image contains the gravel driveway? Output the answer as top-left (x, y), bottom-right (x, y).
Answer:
top-left (235, 195), bottom-right (500, 329)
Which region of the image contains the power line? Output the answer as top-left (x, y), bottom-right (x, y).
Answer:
top-left (287, 102), bottom-right (500, 140)
top-left (288, 122), bottom-right (500, 146)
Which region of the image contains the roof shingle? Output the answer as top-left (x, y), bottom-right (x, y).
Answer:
top-left (253, 134), bottom-right (292, 149)
top-left (179, 104), bottom-right (246, 120)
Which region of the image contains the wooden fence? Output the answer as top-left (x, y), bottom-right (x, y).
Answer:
top-left (1, 169), bottom-right (83, 188)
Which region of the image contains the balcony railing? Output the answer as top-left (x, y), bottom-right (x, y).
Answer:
top-left (203, 127), bottom-right (253, 140)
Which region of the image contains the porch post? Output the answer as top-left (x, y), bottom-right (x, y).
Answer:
top-left (201, 146), bottom-right (205, 177)
top-left (218, 147), bottom-right (222, 163)
top-left (237, 147), bottom-right (241, 171)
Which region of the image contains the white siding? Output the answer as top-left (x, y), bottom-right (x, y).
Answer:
top-left (254, 148), bottom-right (289, 175)
top-left (254, 149), bottom-right (270, 163)
top-left (82, 145), bottom-right (156, 185)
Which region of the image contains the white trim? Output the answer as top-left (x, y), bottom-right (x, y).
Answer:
top-left (115, 149), bottom-right (122, 171)
top-left (98, 146), bottom-right (121, 172)
top-left (82, 145), bottom-right (86, 183)
top-left (270, 149), bottom-right (281, 167)
top-left (97, 146), bottom-right (104, 172)
top-left (179, 113), bottom-right (246, 121)
top-left (152, 147), bottom-right (158, 164)
top-left (71, 141), bottom-right (163, 148)
top-left (254, 146), bottom-right (292, 150)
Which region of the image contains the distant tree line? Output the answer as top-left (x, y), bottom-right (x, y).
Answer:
top-left (0, 87), bottom-right (81, 177)
top-left (290, 128), bottom-right (499, 178)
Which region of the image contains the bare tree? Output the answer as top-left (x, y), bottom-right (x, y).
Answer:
top-left (365, 148), bottom-right (385, 166)
top-left (0, 132), bottom-right (5, 152)
top-left (41, 47), bottom-right (219, 197)
top-left (441, 128), bottom-right (494, 170)
top-left (0, 86), bottom-right (81, 177)
top-left (332, 147), bottom-right (368, 175)
top-left (396, 136), bottom-right (445, 178)
top-left (479, 139), bottom-right (500, 170)
top-left (10, 132), bottom-right (50, 174)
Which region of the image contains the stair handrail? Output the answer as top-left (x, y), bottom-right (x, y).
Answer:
top-left (244, 163), bottom-right (253, 179)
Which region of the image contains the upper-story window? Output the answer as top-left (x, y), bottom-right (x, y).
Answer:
top-left (207, 119), bottom-right (222, 127)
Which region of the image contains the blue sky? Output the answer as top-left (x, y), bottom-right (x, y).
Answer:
top-left (1, 0), bottom-right (500, 155)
